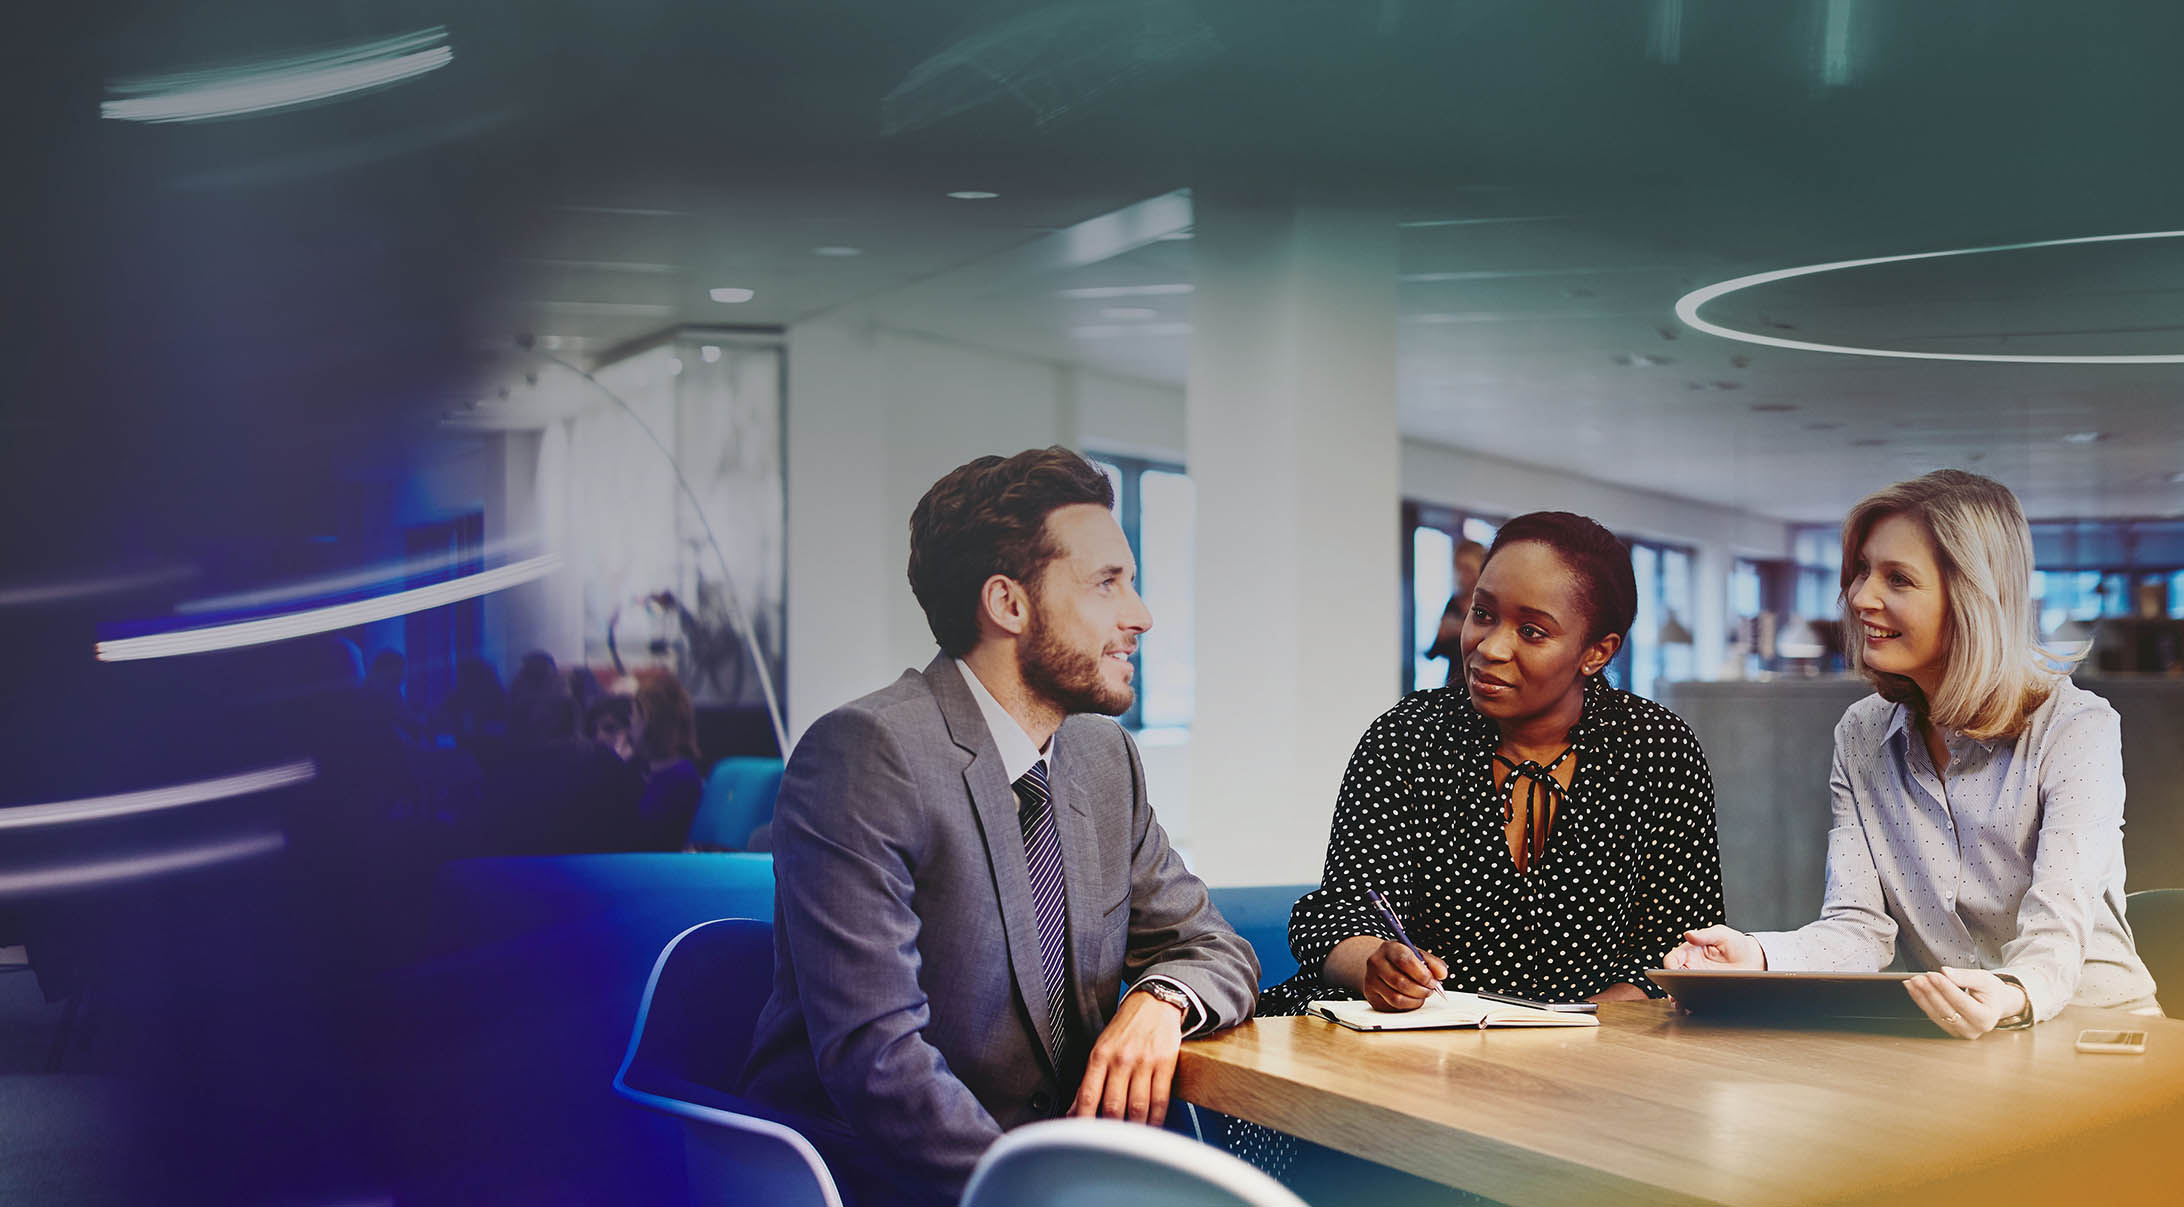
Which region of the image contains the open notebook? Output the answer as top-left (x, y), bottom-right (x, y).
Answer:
top-left (1308, 992), bottom-right (1600, 1031)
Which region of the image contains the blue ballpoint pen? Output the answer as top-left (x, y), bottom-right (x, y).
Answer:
top-left (1364, 888), bottom-right (1449, 1003)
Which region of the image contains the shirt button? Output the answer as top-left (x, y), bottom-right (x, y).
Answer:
top-left (1030, 1091), bottom-right (1054, 1114)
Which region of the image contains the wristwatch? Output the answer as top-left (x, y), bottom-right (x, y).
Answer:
top-left (1137, 980), bottom-right (1194, 1026)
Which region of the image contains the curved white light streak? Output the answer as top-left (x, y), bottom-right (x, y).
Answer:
top-left (101, 27), bottom-right (452, 124)
top-left (1673, 230), bottom-right (2184, 364)
top-left (0, 761), bottom-right (316, 831)
top-left (0, 563), bottom-right (199, 608)
top-left (176, 537), bottom-right (540, 614)
top-left (0, 833), bottom-right (286, 898)
top-left (97, 553), bottom-right (560, 662)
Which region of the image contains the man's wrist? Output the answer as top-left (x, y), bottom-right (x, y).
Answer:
top-left (1133, 979), bottom-right (1196, 1031)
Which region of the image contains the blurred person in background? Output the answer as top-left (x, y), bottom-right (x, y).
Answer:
top-left (1423, 539), bottom-right (1489, 687)
top-left (632, 672), bottom-right (704, 851)
top-left (476, 653), bottom-right (641, 855)
top-left (434, 658), bottom-right (508, 761)
top-left (585, 694), bottom-right (639, 763)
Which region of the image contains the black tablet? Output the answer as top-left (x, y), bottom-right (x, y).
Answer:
top-left (1645, 969), bottom-right (1926, 1023)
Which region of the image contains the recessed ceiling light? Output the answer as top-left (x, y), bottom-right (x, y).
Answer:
top-left (1058, 283), bottom-right (1194, 299)
top-left (709, 287), bottom-right (755, 304)
top-left (1099, 306), bottom-right (1159, 321)
top-left (1072, 322), bottom-right (1193, 340)
top-left (2061, 431), bottom-right (2108, 444)
top-left (947, 190), bottom-right (999, 200)
top-left (700, 345), bottom-right (722, 363)
top-left (812, 246), bottom-right (863, 257)
top-left (666, 357), bottom-right (684, 376)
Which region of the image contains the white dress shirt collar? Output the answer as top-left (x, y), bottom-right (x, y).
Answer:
top-left (954, 658), bottom-right (1052, 784)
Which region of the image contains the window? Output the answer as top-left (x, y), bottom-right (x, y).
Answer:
top-left (2029, 518), bottom-right (2184, 632)
top-left (1089, 453), bottom-right (1193, 731)
top-left (1618, 538), bottom-right (1695, 700)
top-left (1402, 503), bottom-right (1502, 694)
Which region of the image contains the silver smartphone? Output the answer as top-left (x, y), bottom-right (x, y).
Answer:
top-left (1477, 989), bottom-right (1599, 1014)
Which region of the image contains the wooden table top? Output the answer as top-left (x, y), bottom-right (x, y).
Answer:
top-left (1175, 1002), bottom-right (2184, 1205)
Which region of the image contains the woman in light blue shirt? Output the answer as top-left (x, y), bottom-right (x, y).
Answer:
top-left (1669, 470), bottom-right (2160, 1036)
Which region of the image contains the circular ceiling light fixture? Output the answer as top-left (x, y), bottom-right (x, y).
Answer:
top-left (1674, 230), bottom-right (2184, 364)
top-left (708, 287), bottom-right (756, 304)
top-left (946, 190), bottom-right (999, 200)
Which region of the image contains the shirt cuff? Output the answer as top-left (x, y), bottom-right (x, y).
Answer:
top-left (1749, 931), bottom-right (1804, 971)
top-left (1994, 968), bottom-right (2056, 1024)
top-left (1133, 975), bottom-right (1208, 1036)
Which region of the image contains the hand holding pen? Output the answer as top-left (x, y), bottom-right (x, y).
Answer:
top-left (1364, 888), bottom-right (1450, 1010)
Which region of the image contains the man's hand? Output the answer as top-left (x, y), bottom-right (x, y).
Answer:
top-left (1070, 987), bottom-right (1186, 1125)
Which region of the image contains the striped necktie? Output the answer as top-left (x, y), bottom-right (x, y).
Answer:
top-left (1013, 759), bottom-right (1073, 1067)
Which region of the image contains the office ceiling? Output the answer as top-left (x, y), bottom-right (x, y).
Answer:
top-left (33, 0), bottom-right (2184, 537)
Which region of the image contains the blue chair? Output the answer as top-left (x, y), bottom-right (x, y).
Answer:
top-left (962, 1118), bottom-right (1308, 1207)
top-left (688, 758), bottom-right (786, 851)
top-left (2126, 888), bottom-right (2184, 1017)
top-left (1206, 884), bottom-right (1315, 989)
top-left (613, 918), bottom-right (841, 1207)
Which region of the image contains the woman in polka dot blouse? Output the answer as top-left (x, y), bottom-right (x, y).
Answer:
top-left (1670, 470), bottom-right (2162, 1036)
top-left (1258, 510), bottom-right (1727, 1017)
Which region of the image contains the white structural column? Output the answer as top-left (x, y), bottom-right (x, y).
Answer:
top-left (1186, 191), bottom-right (1401, 886)
top-left (783, 316), bottom-right (898, 742)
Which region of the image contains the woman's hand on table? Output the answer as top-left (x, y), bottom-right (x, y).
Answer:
top-left (1663, 925), bottom-right (1766, 970)
top-left (1587, 982), bottom-right (1652, 1004)
top-left (1363, 941), bottom-right (1449, 1012)
top-left (1905, 967), bottom-right (2026, 1039)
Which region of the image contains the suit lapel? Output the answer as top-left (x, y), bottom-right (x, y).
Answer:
top-left (1048, 728), bottom-right (1113, 1027)
top-left (925, 656), bottom-right (1065, 1076)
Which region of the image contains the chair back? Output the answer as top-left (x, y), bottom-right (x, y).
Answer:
top-left (961, 1117), bottom-right (1308, 1207)
top-left (2127, 888), bottom-right (2184, 1017)
top-left (689, 758), bottom-right (786, 851)
top-left (614, 918), bottom-right (840, 1207)
top-left (1205, 884), bottom-right (1314, 989)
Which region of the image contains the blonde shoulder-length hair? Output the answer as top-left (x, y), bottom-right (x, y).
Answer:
top-left (1840, 470), bottom-right (2062, 740)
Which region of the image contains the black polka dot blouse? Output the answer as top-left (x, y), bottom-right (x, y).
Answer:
top-left (1259, 676), bottom-right (1726, 1015)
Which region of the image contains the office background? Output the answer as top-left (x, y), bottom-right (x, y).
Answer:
top-left (6, 2), bottom-right (2182, 1201)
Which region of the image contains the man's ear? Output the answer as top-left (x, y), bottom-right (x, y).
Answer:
top-left (978, 574), bottom-right (1032, 639)
top-left (1580, 631), bottom-right (1623, 679)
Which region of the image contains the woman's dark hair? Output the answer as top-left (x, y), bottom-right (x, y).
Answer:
top-left (1483, 512), bottom-right (1638, 656)
top-left (907, 447), bottom-right (1116, 656)
top-left (635, 672), bottom-right (701, 764)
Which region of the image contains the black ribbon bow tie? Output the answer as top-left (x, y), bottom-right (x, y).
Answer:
top-left (1495, 746), bottom-right (1573, 869)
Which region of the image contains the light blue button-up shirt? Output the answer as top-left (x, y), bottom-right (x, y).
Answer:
top-left (1754, 677), bottom-right (2160, 1021)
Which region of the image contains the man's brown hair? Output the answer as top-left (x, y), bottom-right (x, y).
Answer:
top-left (908, 447), bottom-right (1116, 656)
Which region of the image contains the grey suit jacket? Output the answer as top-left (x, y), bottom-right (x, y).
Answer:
top-left (741, 656), bottom-right (1258, 1192)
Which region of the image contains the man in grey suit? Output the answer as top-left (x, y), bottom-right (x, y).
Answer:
top-left (742, 447), bottom-right (1258, 1200)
